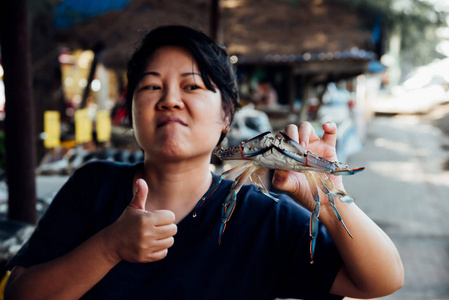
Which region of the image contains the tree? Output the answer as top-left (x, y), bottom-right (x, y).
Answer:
top-left (0, 0), bottom-right (38, 224)
top-left (331, 0), bottom-right (449, 76)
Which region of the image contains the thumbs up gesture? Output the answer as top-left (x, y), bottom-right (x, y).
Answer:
top-left (103, 179), bottom-right (177, 263)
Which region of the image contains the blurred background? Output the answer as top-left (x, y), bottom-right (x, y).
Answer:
top-left (1, 0), bottom-right (449, 299)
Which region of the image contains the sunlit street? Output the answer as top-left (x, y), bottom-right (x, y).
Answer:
top-left (346, 105), bottom-right (449, 299)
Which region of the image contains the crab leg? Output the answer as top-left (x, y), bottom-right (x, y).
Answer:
top-left (312, 172), bottom-right (353, 239)
top-left (305, 171), bottom-right (321, 264)
top-left (219, 164), bottom-right (258, 243)
top-left (332, 167), bottom-right (365, 175)
top-left (192, 161), bottom-right (253, 218)
top-left (250, 168), bottom-right (279, 202)
top-left (315, 172), bottom-right (355, 204)
top-left (192, 176), bottom-right (223, 217)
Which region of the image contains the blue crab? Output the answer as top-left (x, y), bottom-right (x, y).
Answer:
top-left (197, 131), bottom-right (364, 263)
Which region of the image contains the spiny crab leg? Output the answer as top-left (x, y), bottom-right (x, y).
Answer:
top-left (312, 172), bottom-right (353, 239)
top-left (220, 164), bottom-right (260, 243)
top-left (217, 163), bottom-right (279, 244)
top-left (305, 171), bottom-right (321, 264)
top-left (249, 168), bottom-right (279, 202)
top-left (305, 171), bottom-right (354, 263)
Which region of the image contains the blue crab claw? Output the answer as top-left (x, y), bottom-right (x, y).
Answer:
top-left (332, 167), bottom-right (365, 175)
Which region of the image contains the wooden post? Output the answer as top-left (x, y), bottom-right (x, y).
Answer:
top-left (210, 0), bottom-right (220, 41)
top-left (80, 43), bottom-right (104, 109)
top-left (0, 0), bottom-right (38, 224)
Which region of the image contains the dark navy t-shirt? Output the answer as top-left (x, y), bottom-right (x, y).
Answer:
top-left (9, 161), bottom-right (343, 299)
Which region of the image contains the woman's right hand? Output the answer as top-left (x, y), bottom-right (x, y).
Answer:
top-left (103, 179), bottom-right (177, 264)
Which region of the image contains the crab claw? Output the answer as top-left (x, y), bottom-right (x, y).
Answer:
top-left (332, 167), bottom-right (365, 175)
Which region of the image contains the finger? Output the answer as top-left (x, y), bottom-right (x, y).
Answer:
top-left (297, 122), bottom-right (319, 148)
top-left (275, 125), bottom-right (299, 190)
top-left (147, 248), bottom-right (169, 262)
top-left (154, 223), bottom-right (177, 240)
top-left (272, 169), bottom-right (291, 190)
top-left (151, 210), bottom-right (176, 226)
top-left (145, 237), bottom-right (174, 262)
top-left (272, 169), bottom-right (303, 196)
top-left (284, 124), bottom-right (299, 142)
top-left (321, 121), bottom-right (337, 147)
top-left (156, 236), bottom-right (175, 249)
top-left (129, 178), bottom-right (148, 210)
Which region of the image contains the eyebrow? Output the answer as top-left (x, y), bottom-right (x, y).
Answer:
top-left (140, 71), bottom-right (202, 80)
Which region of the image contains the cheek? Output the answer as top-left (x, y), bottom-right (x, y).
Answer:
top-left (202, 109), bottom-right (226, 145)
top-left (132, 99), bottom-right (152, 126)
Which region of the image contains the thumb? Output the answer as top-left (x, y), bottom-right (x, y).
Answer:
top-left (272, 170), bottom-right (294, 192)
top-left (272, 169), bottom-right (305, 199)
top-left (129, 178), bottom-right (148, 210)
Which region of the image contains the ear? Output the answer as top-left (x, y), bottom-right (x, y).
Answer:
top-left (222, 119), bottom-right (231, 133)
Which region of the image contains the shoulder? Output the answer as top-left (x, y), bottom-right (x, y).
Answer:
top-left (74, 160), bottom-right (137, 175)
top-left (71, 160), bottom-right (138, 184)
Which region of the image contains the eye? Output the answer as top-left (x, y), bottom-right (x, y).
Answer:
top-left (141, 85), bottom-right (160, 91)
top-left (186, 85), bottom-right (200, 91)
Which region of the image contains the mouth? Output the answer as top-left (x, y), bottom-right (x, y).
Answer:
top-left (157, 116), bottom-right (187, 128)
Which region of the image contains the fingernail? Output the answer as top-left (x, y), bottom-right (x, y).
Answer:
top-left (135, 180), bottom-right (139, 195)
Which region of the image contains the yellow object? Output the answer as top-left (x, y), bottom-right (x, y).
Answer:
top-left (75, 108), bottom-right (92, 144)
top-left (44, 111), bottom-right (61, 148)
top-left (0, 270), bottom-right (11, 300)
top-left (96, 110), bottom-right (111, 142)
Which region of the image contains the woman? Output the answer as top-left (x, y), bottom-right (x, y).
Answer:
top-left (5, 25), bottom-right (403, 299)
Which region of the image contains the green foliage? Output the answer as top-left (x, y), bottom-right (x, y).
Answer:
top-left (329, 0), bottom-right (449, 67)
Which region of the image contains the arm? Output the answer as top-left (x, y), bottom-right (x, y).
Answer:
top-left (6, 230), bottom-right (120, 300)
top-left (272, 122), bottom-right (404, 299)
top-left (5, 179), bottom-right (177, 300)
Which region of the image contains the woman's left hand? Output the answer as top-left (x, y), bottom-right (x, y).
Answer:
top-left (272, 122), bottom-right (404, 298)
top-left (272, 121), bottom-right (343, 211)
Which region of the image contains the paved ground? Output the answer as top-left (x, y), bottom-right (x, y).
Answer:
top-left (343, 106), bottom-right (449, 300)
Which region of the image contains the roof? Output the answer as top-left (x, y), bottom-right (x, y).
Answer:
top-left (54, 0), bottom-right (377, 70)
top-left (54, 0), bottom-right (134, 29)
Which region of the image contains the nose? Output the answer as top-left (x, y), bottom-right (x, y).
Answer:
top-left (156, 88), bottom-right (185, 111)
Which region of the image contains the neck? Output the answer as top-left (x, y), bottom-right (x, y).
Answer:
top-left (138, 158), bottom-right (213, 223)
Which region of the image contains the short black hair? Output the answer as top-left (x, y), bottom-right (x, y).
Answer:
top-left (125, 25), bottom-right (240, 144)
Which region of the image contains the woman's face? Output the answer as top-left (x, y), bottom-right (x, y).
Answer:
top-left (132, 46), bottom-right (227, 163)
